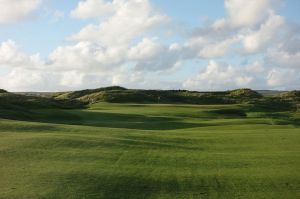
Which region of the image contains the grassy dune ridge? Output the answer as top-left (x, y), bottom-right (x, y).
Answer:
top-left (0, 88), bottom-right (299, 198)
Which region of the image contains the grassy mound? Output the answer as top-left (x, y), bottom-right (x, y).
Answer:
top-left (280, 90), bottom-right (300, 102)
top-left (55, 86), bottom-right (127, 100)
top-left (51, 87), bottom-right (300, 107)
top-left (54, 87), bottom-right (236, 105)
top-left (229, 88), bottom-right (262, 99)
top-left (3, 87), bottom-right (299, 113)
top-left (247, 97), bottom-right (296, 112)
top-left (0, 92), bottom-right (83, 109)
top-left (0, 89), bottom-right (7, 93)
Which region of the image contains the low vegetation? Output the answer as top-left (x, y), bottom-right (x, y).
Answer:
top-left (0, 89), bottom-right (7, 93)
top-left (53, 87), bottom-right (285, 106)
top-left (280, 90), bottom-right (300, 102)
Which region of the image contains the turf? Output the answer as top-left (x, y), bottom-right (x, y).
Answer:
top-left (0, 103), bottom-right (299, 199)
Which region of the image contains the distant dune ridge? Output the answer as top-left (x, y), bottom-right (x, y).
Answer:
top-left (53, 87), bottom-right (264, 104)
top-left (1, 87), bottom-right (299, 121)
top-left (1, 86), bottom-right (299, 106)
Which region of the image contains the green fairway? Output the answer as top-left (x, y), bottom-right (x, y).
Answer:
top-left (0, 103), bottom-right (299, 198)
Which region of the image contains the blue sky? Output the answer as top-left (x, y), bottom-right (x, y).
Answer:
top-left (0, 0), bottom-right (299, 91)
top-left (2, 0), bottom-right (299, 56)
top-left (0, 1), bottom-right (226, 56)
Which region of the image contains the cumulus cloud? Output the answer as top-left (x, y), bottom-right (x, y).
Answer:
top-left (0, 0), bottom-right (299, 91)
top-left (48, 0), bottom-right (174, 73)
top-left (267, 68), bottom-right (300, 89)
top-left (266, 47), bottom-right (300, 69)
top-left (246, 61), bottom-right (265, 73)
top-left (0, 68), bottom-right (60, 91)
top-left (0, 38), bottom-right (179, 91)
top-left (48, 41), bottom-right (127, 71)
top-left (185, 34), bottom-right (239, 59)
top-left (224, 0), bottom-right (280, 28)
top-left (128, 38), bottom-right (181, 71)
top-left (47, 37), bottom-right (181, 73)
top-left (0, 0), bottom-right (41, 24)
top-left (185, 0), bottom-right (286, 57)
top-left (70, 0), bottom-right (168, 46)
top-left (0, 40), bottom-right (44, 69)
top-left (60, 71), bottom-right (87, 88)
top-left (242, 12), bottom-right (285, 53)
top-left (71, 0), bottom-right (115, 19)
top-left (183, 60), bottom-right (256, 91)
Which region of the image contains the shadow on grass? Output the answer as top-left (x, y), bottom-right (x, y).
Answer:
top-left (0, 109), bottom-right (204, 130)
top-left (38, 172), bottom-right (210, 199)
top-left (1, 105), bottom-right (299, 131)
top-left (37, 170), bottom-right (288, 199)
top-left (19, 134), bottom-right (204, 152)
top-left (262, 112), bottom-right (300, 126)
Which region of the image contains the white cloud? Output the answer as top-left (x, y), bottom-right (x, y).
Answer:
top-left (48, 41), bottom-right (127, 71)
top-left (129, 38), bottom-right (164, 60)
top-left (0, 68), bottom-right (59, 92)
top-left (112, 71), bottom-right (144, 86)
top-left (224, 0), bottom-right (280, 27)
top-left (266, 46), bottom-right (300, 69)
top-left (183, 60), bottom-right (254, 91)
top-left (242, 13), bottom-right (284, 53)
top-left (0, 40), bottom-right (28, 66)
top-left (71, 0), bottom-right (115, 19)
top-left (0, 40), bottom-right (43, 69)
top-left (246, 61), bottom-right (265, 73)
top-left (60, 71), bottom-right (86, 87)
top-left (70, 0), bottom-right (168, 46)
top-left (184, 0), bottom-right (286, 57)
top-left (0, 38), bottom-right (179, 91)
top-left (129, 38), bottom-right (181, 71)
top-left (1, 0), bottom-right (299, 92)
top-left (49, 37), bottom-right (181, 72)
top-left (185, 35), bottom-right (239, 59)
top-left (0, 0), bottom-right (41, 24)
top-left (267, 68), bottom-right (300, 89)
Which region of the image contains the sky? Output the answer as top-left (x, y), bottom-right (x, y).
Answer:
top-left (0, 0), bottom-right (299, 92)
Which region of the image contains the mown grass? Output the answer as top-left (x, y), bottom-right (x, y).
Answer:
top-left (0, 103), bottom-right (299, 199)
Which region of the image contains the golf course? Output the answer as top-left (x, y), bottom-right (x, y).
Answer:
top-left (0, 88), bottom-right (299, 198)
top-left (1, 0), bottom-right (300, 198)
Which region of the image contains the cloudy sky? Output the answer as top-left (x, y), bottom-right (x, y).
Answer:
top-left (0, 0), bottom-right (299, 91)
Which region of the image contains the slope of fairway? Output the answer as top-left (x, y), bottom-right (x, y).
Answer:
top-left (0, 103), bottom-right (299, 199)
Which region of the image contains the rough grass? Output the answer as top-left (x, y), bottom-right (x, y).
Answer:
top-left (0, 103), bottom-right (299, 199)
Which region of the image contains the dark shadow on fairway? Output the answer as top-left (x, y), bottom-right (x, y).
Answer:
top-left (263, 112), bottom-right (300, 126)
top-left (21, 135), bottom-right (203, 152)
top-left (0, 123), bottom-right (60, 132)
top-left (36, 170), bottom-right (287, 199)
top-left (38, 172), bottom-right (210, 199)
top-left (1, 109), bottom-right (204, 130)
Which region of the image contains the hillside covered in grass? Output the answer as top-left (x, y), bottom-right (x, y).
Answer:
top-left (1, 87), bottom-right (299, 112)
top-left (1, 86), bottom-right (299, 126)
top-left (53, 87), bottom-right (265, 104)
top-left (52, 87), bottom-right (299, 113)
top-left (0, 90), bottom-right (84, 120)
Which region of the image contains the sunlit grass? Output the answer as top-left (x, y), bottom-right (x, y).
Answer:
top-left (0, 103), bottom-right (299, 199)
